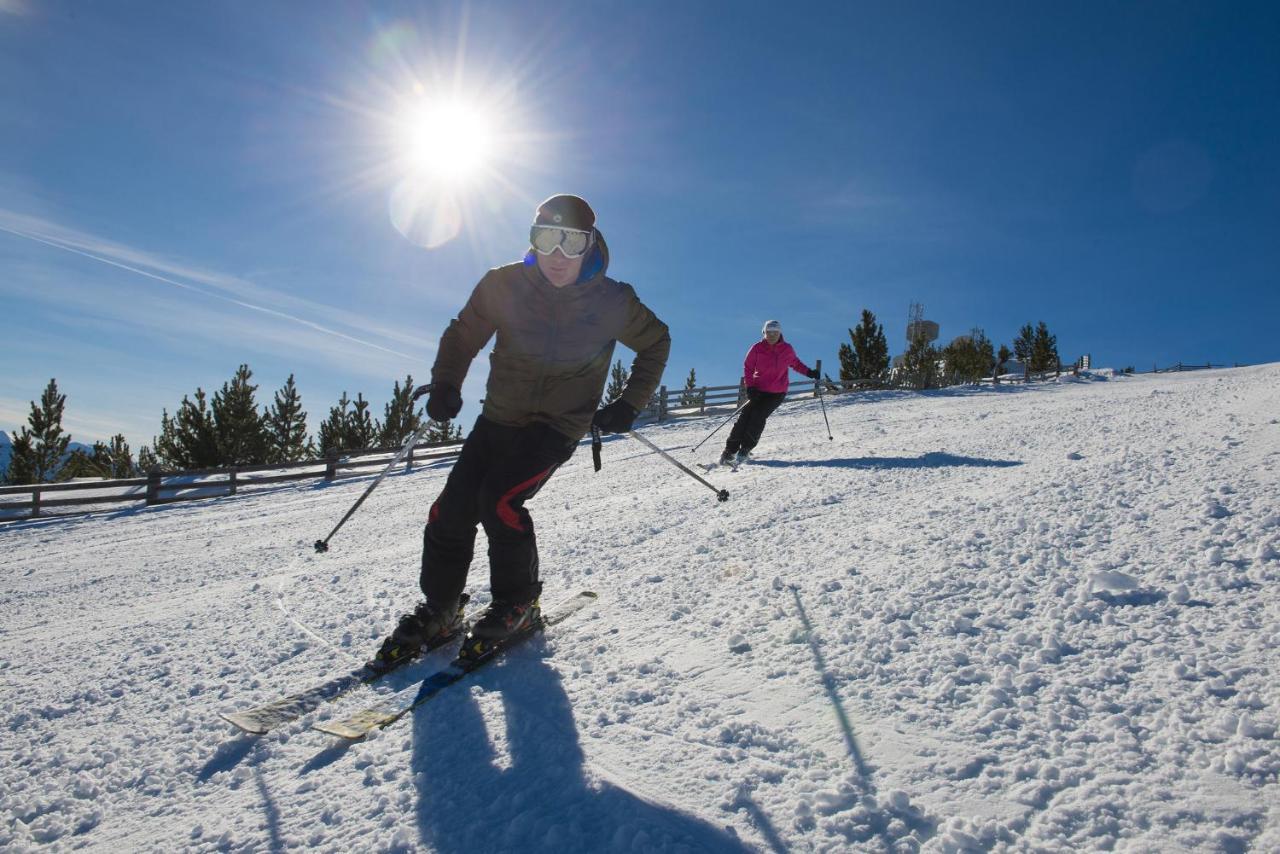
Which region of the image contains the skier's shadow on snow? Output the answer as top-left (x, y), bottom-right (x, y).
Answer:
top-left (409, 646), bottom-right (752, 853)
top-left (750, 452), bottom-right (1022, 470)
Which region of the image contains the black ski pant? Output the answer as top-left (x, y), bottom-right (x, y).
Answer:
top-left (420, 415), bottom-right (576, 608)
top-left (724, 391), bottom-right (786, 456)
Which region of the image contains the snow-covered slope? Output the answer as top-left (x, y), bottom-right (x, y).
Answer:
top-left (1, 366), bottom-right (1277, 852)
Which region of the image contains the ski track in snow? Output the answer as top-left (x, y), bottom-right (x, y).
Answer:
top-left (1, 366), bottom-right (1278, 852)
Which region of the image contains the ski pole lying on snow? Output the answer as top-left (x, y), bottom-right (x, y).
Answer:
top-left (315, 385), bottom-right (435, 553)
top-left (690, 399), bottom-right (750, 454)
top-left (626, 430), bottom-right (730, 502)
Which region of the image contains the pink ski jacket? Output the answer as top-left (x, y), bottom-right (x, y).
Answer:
top-left (743, 336), bottom-right (812, 393)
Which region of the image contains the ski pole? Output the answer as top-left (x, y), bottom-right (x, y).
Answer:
top-left (690, 399), bottom-right (750, 453)
top-left (315, 385), bottom-right (436, 553)
top-left (816, 378), bottom-right (833, 441)
top-left (627, 430), bottom-right (730, 502)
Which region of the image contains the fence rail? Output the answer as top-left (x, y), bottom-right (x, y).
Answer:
top-left (1146, 361), bottom-right (1240, 374)
top-left (1, 439), bottom-right (466, 522)
top-left (19, 355), bottom-right (1249, 521)
top-left (1, 362), bottom-right (830, 524)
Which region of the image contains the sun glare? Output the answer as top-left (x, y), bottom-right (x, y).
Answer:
top-left (400, 98), bottom-right (496, 183)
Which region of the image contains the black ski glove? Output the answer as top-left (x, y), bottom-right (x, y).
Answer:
top-left (807, 368), bottom-right (819, 379)
top-left (426, 383), bottom-right (462, 422)
top-left (592, 399), bottom-right (638, 434)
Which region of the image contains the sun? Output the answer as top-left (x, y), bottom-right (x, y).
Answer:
top-left (398, 97), bottom-right (497, 184)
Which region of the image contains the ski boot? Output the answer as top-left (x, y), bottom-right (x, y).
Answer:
top-left (371, 594), bottom-right (468, 673)
top-left (719, 449), bottom-right (736, 466)
top-left (460, 598), bottom-right (541, 662)
top-left (735, 450), bottom-right (751, 466)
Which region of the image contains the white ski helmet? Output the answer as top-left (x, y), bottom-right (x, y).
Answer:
top-left (762, 319), bottom-right (782, 335)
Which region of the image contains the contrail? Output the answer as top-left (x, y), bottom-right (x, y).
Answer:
top-left (0, 222), bottom-right (420, 362)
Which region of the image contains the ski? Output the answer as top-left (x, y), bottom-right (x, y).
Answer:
top-left (314, 591), bottom-right (598, 739)
top-left (219, 600), bottom-right (472, 735)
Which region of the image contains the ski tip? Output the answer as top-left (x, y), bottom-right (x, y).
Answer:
top-left (219, 712), bottom-right (268, 735)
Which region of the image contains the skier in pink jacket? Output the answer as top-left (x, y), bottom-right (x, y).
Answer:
top-left (720, 320), bottom-right (817, 465)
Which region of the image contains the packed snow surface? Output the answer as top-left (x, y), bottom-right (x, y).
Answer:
top-left (2, 365), bottom-right (1278, 852)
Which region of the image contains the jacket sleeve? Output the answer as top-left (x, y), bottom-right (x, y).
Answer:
top-left (431, 273), bottom-right (498, 389)
top-left (743, 343), bottom-right (760, 387)
top-left (788, 346), bottom-right (813, 376)
top-left (616, 285), bottom-right (671, 413)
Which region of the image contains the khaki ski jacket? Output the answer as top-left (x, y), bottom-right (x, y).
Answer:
top-left (430, 233), bottom-right (670, 441)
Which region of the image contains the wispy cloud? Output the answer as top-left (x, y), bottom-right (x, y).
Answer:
top-left (0, 0), bottom-right (31, 17)
top-left (0, 208), bottom-right (434, 363)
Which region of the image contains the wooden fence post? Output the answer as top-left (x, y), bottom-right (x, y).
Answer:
top-left (228, 468), bottom-right (237, 496)
top-left (324, 448), bottom-right (339, 481)
top-left (658, 385), bottom-right (668, 422)
top-left (405, 441), bottom-right (415, 474)
top-left (813, 359), bottom-right (823, 396)
top-left (31, 487), bottom-right (41, 519)
top-left (738, 379), bottom-right (746, 404)
top-left (146, 467), bottom-right (162, 505)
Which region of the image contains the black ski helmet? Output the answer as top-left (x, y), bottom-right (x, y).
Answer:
top-left (534, 194), bottom-right (596, 231)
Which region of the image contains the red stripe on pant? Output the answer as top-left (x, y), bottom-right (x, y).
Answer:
top-left (495, 467), bottom-right (553, 532)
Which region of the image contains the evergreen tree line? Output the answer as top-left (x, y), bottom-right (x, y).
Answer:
top-left (602, 362), bottom-right (706, 411)
top-left (836, 306), bottom-right (1063, 391)
top-left (3, 368), bottom-right (463, 485)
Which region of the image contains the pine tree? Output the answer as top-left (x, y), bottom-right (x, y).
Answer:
top-left (318, 392), bottom-right (351, 455)
top-left (679, 368), bottom-right (704, 408)
top-left (423, 418), bottom-right (463, 443)
top-left (899, 304), bottom-right (940, 390)
top-left (59, 443), bottom-right (113, 481)
top-left (837, 342), bottom-right (857, 385)
top-left (7, 379), bottom-right (72, 483)
top-left (900, 335), bottom-right (941, 389)
top-left (346, 393), bottom-right (377, 450)
top-left (106, 434), bottom-right (135, 477)
top-left (842, 309), bottom-right (889, 384)
top-left (996, 344), bottom-right (1012, 376)
top-left (265, 374), bottom-right (311, 463)
top-left (213, 364), bottom-right (269, 466)
top-left (942, 328), bottom-right (995, 385)
top-left (1031, 321), bottom-right (1059, 374)
top-left (6, 430), bottom-right (36, 485)
top-left (604, 359), bottom-right (629, 404)
top-left (156, 388), bottom-right (219, 469)
top-left (379, 376), bottom-right (421, 448)
top-left (137, 444), bottom-right (158, 474)
top-left (1013, 323), bottom-right (1035, 379)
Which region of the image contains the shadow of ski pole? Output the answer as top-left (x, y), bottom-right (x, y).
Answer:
top-left (789, 585), bottom-right (872, 783)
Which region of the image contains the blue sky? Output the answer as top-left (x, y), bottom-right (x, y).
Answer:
top-left (2, 1), bottom-right (1277, 450)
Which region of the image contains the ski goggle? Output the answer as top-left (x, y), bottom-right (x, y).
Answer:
top-left (530, 225), bottom-right (594, 258)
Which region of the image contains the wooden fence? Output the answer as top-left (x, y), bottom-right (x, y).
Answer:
top-left (1, 361), bottom-right (825, 523)
top-left (0, 439), bottom-right (465, 522)
top-left (1146, 362), bottom-right (1241, 374)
